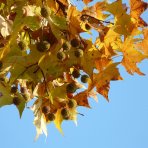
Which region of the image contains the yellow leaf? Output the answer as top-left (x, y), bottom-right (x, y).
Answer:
top-left (88, 62), bottom-right (122, 101)
top-left (121, 37), bottom-right (147, 75)
top-left (130, 0), bottom-right (148, 26)
top-left (136, 28), bottom-right (148, 55)
top-left (54, 109), bottom-right (64, 134)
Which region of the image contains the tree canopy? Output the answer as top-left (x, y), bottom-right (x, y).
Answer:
top-left (0, 0), bottom-right (147, 140)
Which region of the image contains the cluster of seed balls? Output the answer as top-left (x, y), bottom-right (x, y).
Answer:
top-left (3, 6), bottom-right (91, 121)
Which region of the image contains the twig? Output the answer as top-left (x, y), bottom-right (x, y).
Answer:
top-left (40, 68), bottom-right (50, 96)
top-left (77, 112), bottom-right (85, 116)
top-left (12, 62), bottom-right (38, 83)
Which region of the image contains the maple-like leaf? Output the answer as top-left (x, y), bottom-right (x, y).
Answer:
top-left (73, 91), bottom-right (90, 108)
top-left (88, 62), bottom-right (122, 101)
top-left (121, 37), bottom-right (147, 75)
top-left (130, 0), bottom-right (148, 27)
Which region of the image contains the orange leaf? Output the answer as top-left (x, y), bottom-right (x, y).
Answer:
top-left (88, 62), bottom-right (122, 101)
top-left (130, 0), bottom-right (148, 26)
top-left (83, 0), bottom-right (93, 5)
top-left (73, 91), bottom-right (90, 108)
top-left (96, 82), bottom-right (110, 102)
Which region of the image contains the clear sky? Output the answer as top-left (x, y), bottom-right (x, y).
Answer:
top-left (0, 0), bottom-right (148, 148)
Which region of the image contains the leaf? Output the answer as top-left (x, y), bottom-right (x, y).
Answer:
top-left (136, 28), bottom-right (148, 55)
top-left (73, 91), bottom-right (90, 108)
top-left (0, 81), bottom-right (13, 107)
top-left (34, 113), bottom-right (48, 140)
top-left (54, 109), bottom-right (63, 134)
top-left (15, 93), bottom-right (26, 118)
top-left (130, 0), bottom-right (148, 26)
top-left (48, 10), bottom-right (67, 30)
top-left (96, 82), bottom-right (110, 102)
top-left (83, 0), bottom-right (93, 5)
top-left (31, 99), bottom-right (48, 140)
top-left (0, 15), bottom-right (12, 38)
top-left (106, 0), bottom-right (127, 18)
top-left (121, 37), bottom-right (147, 75)
top-left (67, 5), bottom-right (84, 35)
top-left (88, 62), bottom-right (122, 101)
top-left (106, 0), bottom-right (133, 35)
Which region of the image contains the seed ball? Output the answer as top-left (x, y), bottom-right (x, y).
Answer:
top-left (47, 113), bottom-right (55, 121)
top-left (74, 49), bottom-right (83, 58)
top-left (0, 61), bottom-right (3, 69)
top-left (62, 42), bottom-right (70, 51)
top-left (81, 74), bottom-right (89, 83)
top-left (66, 83), bottom-right (77, 93)
top-left (11, 86), bottom-right (17, 94)
top-left (42, 106), bottom-right (50, 114)
top-left (13, 97), bottom-right (21, 106)
top-left (72, 69), bottom-right (80, 78)
top-left (61, 108), bottom-right (70, 120)
top-left (18, 41), bottom-right (26, 50)
top-left (67, 93), bottom-right (73, 99)
top-left (57, 51), bottom-right (66, 61)
top-left (70, 38), bottom-right (80, 48)
top-left (68, 99), bottom-right (77, 108)
top-left (20, 87), bottom-right (27, 94)
top-left (41, 7), bottom-right (49, 18)
top-left (36, 41), bottom-right (50, 52)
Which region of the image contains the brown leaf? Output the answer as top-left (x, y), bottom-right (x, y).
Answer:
top-left (96, 82), bottom-right (110, 102)
top-left (73, 91), bottom-right (90, 108)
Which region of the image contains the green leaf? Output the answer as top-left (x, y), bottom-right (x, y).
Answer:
top-left (0, 81), bottom-right (13, 107)
top-left (16, 93), bottom-right (26, 118)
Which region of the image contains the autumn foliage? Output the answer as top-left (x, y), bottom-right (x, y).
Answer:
top-left (0, 0), bottom-right (147, 139)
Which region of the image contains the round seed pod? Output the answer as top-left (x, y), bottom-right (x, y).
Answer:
top-left (66, 83), bottom-right (77, 93)
top-left (74, 49), bottom-right (83, 58)
top-left (36, 41), bottom-right (50, 52)
top-left (10, 86), bottom-right (17, 94)
top-left (47, 113), bottom-right (55, 121)
top-left (81, 75), bottom-right (89, 83)
top-left (41, 7), bottom-right (49, 18)
top-left (57, 51), bottom-right (66, 61)
top-left (68, 99), bottom-right (77, 108)
top-left (72, 69), bottom-right (80, 78)
top-left (42, 106), bottom-right (50, 114)
top-left (62, 42), bottom-right (70, 51)
top-left (13, 97), bottom-right (21, 106)
top-left (61, 108), bottom-right (70, 120)
top-left (20, 87), bottom-right (27, 94)
top-left (70, 38), bottom-right (80, 48)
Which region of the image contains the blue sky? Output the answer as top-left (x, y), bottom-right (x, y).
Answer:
top-left (0, 0), bottom-right (148, 148)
